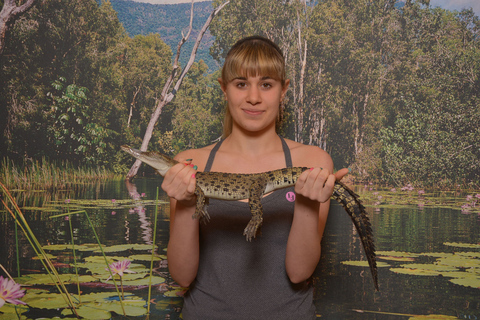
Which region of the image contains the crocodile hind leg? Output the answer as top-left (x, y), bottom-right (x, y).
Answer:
top-left (243, 175), bottom-right (267, 241)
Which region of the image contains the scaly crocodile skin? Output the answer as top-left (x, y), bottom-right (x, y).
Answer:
top-left (121, 145), bottom-right (379, 290)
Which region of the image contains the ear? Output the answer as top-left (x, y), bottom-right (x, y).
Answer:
top-left (218, 78), bottom-right (226, 92)
top-left (218, 78), bottom-right (228, 100)
top-left (281, 79), bottom-right (290, 100)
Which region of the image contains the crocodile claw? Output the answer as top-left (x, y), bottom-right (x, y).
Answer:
top-left (243, 216), bottom-right (263, 241)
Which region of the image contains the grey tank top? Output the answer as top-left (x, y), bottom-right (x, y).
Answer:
top-left (181, 137), bottom-right (316, 320)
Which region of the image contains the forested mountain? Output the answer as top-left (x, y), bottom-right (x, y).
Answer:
top-left (107, 0), bottom-right (218, 71)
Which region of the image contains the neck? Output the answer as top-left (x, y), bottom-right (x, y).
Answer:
top-left (224, 129), bottom-right (281, 156)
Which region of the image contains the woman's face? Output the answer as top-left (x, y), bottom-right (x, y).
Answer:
top-left (220, 75), bottom-right (289, 134)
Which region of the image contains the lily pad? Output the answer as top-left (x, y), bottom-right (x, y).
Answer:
top-left (378, 255), bottom-right (415, 262)
top-left (23, 291), bottom-right (74, 309)
top-left (75, 243), bottom-right (104, 252)
top-left (341, 261), bottom-right (390, 267)
top-left (16, 273), bottom-right (97, 286)
top-left (163, 287), bottom-right (187, 297)
top-left (0, 303), bottom-right (29, 318)
top-left (42, 244), bottom-right (72, 251)
top-left (128, 254), bottom-right (165, 261)
top-left (455, 252), bottom-right (480, 258)
top-left (105, 275), bottom-right (166, 286)
top-left (398, 263), bottom-right (459, 272)
top-left (32, 253), bottom-right (57, 260)
top-left (76, 261), bottom-right (147, 276)
top-left (83, 256), bottom-right (125, 263)
top-left (376, 251), bottom-right (421, 258)
top-left (436, 256), bottom-right (480, 269)
top-left (390, 268), bottom-right (441, 276)
top-left (408, 315), bottom-right (459, 319)
top-left (449, 276), bottom-right (480, 289)
top-left (95, 244), bottom-right (157, 253)
top-left (60, 292), bottom-right (147, 318)
top-left (444, 242), bottom-right (480, 249)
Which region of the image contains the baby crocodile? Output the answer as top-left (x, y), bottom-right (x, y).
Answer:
top-left (121, 145), bottom-right (378, 290)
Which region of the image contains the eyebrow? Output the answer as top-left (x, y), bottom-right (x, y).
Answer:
top-left (232, 76), bottom-right (274, 81)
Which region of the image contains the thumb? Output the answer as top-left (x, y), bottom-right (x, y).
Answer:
top-left (334, 168), bottom-right (350, 181)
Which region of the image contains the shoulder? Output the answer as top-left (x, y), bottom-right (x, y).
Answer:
top-left (284, 138), bottom-right (333, 172)
top-left (172, 142), bottom-right (219, 171)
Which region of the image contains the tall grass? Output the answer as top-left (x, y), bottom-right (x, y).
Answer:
top-left (1, 157), bottom-right (121, 190)
top-left (1, 182), bottom-right (79, 317)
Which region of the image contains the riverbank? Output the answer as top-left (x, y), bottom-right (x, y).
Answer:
top-left (0, 157), bottom-right (122, 191)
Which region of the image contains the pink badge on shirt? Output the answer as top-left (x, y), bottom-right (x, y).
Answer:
top-left (286, 191), bottom-right (296, 202)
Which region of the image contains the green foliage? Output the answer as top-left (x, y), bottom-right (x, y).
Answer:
top-left (380, 98), bottom-right (480, 186)
top-left (46, 78), bottom-right (110, 164)
top-left (1, 0), bottom-right (127, 164)
top-left (163, 62), bottom-right (223, 154)
top-left (1, 0), bottom-right (479, 187)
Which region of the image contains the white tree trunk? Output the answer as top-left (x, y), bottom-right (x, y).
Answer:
top-left (0, 0), bottom-right (37, 55)
top-left (126, 0), bottom-right (229, 180)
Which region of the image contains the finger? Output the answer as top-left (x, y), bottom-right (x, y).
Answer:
top-left (186, 172), bottom-right (196, 195)
top-left (296, 167), bottom-right (328, 198)
top-left (319, 174), bottom-right (336, 202)
top-left (295, 169), bottom-right (311, 190)
top-left (334, 168), bottom-right (350, 181)
top-left (162, 163), bottom-right (195, 199)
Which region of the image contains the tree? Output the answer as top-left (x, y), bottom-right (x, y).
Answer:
top-left (0, 0), bottom-right (36, 55)
top-left (125, 0), bottom-right (229, 180)
top-left (1, 0), bottom-right (127, 163)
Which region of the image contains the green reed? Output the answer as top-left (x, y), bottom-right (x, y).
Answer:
top-left (147, 188), bottom-right (160, 316)
top-left (50, 210), bottom-right (127, 316)
top-left (0, 157), bottom-right (121, 191)
top-left (0, 182), bottom-right (79, 318)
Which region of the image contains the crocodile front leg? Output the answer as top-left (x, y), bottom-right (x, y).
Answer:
top-left (193, 185), bottom-right (210, 223)
top-left (243, 174), bottom-right (268, 241)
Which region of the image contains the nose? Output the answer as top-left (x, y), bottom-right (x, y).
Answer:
top-left (246, 86), bottom-right (261, 105)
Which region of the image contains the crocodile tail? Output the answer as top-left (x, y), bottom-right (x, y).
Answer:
top-left (332, 181), bottom-right (379, 291)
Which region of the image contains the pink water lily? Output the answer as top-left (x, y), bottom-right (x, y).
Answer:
top-left (105, 260), bottom-right (136, 281)
top-left (0, 276), bottom-right (26, 308)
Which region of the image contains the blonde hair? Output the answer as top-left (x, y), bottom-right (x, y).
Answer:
top-left (221, 36), bottom-right (287, 138)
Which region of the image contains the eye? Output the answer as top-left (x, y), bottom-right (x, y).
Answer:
top-left (235, 81), bottom-right (247, 89)
top-left (261, 82), bottom-right (273, 89)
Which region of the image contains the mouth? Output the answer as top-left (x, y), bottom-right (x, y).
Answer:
top-left (242, 109), bottom-right (264, 116)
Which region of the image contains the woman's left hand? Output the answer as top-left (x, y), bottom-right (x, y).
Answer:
top-left (294, 167), bottom-right (350, 203)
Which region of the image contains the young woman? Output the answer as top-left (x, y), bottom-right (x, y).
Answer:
top-left (162, 36), bottom-right (348, 319)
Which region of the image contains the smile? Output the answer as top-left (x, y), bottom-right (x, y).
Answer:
top-left (243, 109), bottom-right (264, 116)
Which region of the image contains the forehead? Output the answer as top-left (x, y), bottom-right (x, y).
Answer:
top-left (226, 61), bottom-right (282, 82)
top-left (232, 75), bottom-right (276, 81)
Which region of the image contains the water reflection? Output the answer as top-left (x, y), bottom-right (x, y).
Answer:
top-left (125, 180), bottom-right (152, 244)
top-left (1, 180), bottom-right (479, 319)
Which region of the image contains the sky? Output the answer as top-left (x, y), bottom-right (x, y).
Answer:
top-left (130, 0), bottom-right (479, 16)
top-left (430, 0), bottom-right (480, 15)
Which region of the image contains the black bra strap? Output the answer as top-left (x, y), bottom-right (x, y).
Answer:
top-left (204, 139), bottom-right (224, 172)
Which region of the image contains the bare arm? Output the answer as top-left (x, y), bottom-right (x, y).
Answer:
top-left (285, 148), bottom-right (348, 283)
top-left (164, 154), bottom-right (200, 287)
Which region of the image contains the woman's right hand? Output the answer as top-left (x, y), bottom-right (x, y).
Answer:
top-left (161, 161), bottom-right (197, 207)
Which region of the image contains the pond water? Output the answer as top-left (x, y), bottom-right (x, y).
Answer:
top-left (1, 179), bottom-right (479, 319)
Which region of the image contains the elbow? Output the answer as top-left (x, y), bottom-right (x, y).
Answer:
top-left (169, 270), bottom-right (195, 288)
top-left (174, 278), bottom-right (194, 288)
top-left (167, 261), bottom-right (197, 288)
top-left (286, 264), bottom-right (316, 284)
top-left (287, 271), bottom-right (313, 284)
